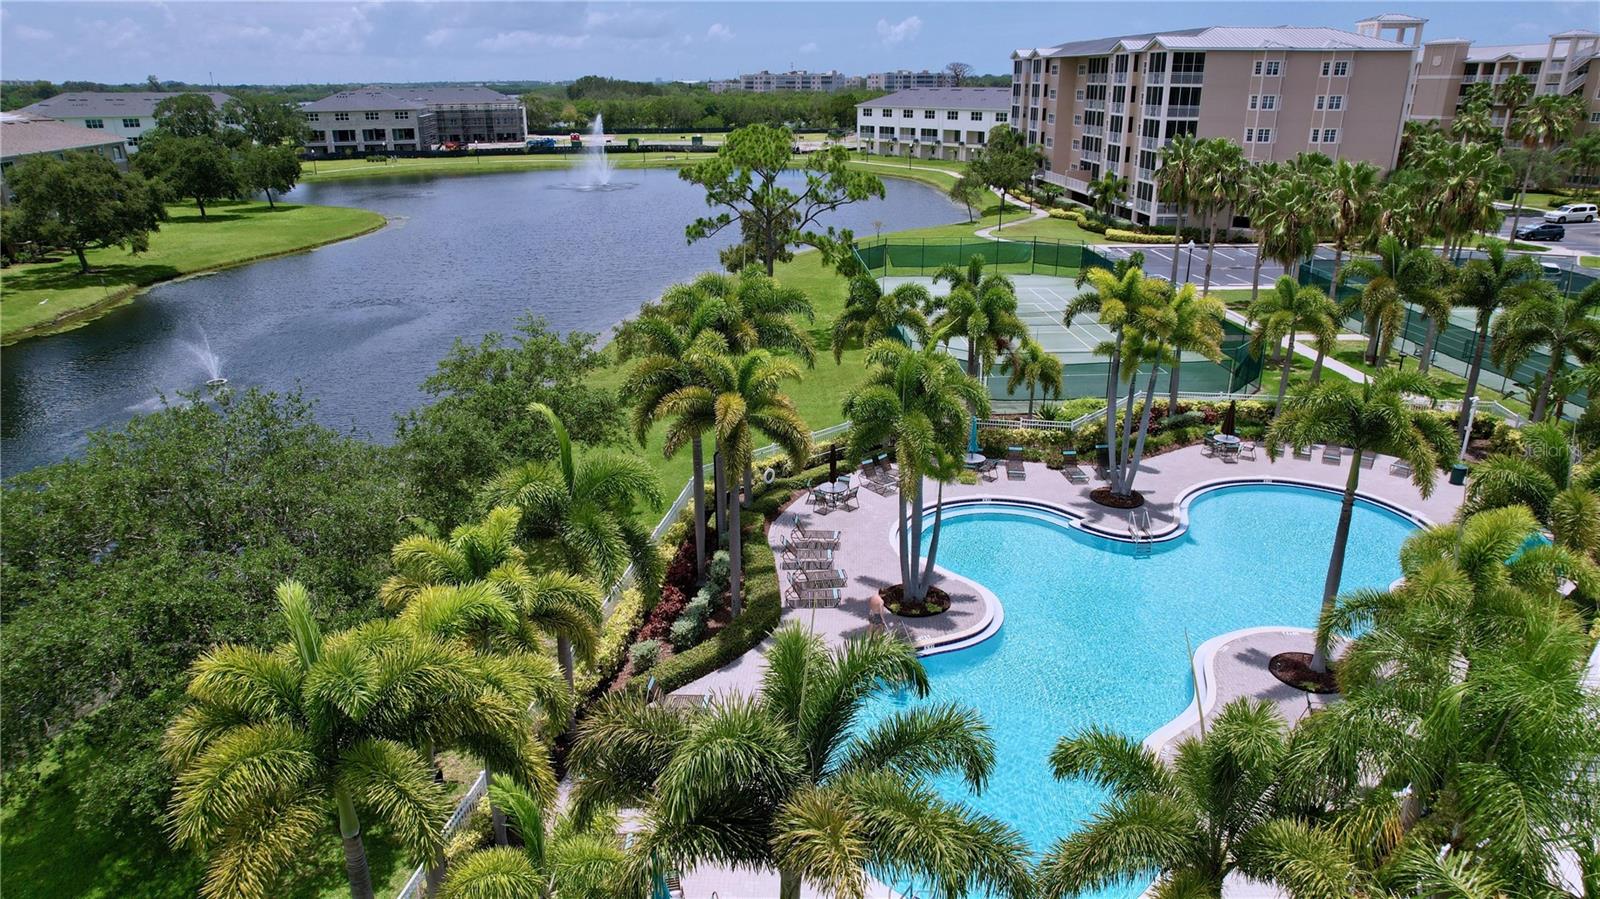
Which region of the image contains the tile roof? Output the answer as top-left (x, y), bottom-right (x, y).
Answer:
top-left (0, 116), bottom-right (127, 159)
top-left (16, 91), bottom-right (231, 119)
top-left (857, 87), bottom-right (1013, 110)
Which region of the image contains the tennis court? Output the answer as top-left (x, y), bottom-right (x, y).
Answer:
top-left (880, 275), bottom-right (1262, 404)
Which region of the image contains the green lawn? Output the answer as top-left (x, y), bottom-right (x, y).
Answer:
top-left (1506, 191), bottom-right (1585, 212)
top-left (1581, 255), bottom-right (1600, 269)
top-left (1, 200), bottom-right (384, 343)
top-left (987, 214), bottom-right (1108, 244)
top-left (1330, 339), bottom-right (1534, 417)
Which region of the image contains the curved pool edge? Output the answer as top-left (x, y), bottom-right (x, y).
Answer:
top-left (874, 522), bottom-right (1007, 657)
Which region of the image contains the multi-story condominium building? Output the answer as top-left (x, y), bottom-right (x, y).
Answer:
top-left (738, 70), bottom-right (851, 92)
top-left (855, 87), bottom-right (1011, 162)
top-left (866, 70), bottom-right (954, 91)
top-left (300, 86), bottom-right (526, 154)
top-left (1404, 24), bottom-right (1600, 135)
top-left (301, 90), bottom-right (434, 155)
top-left (14, 91), bottom-right (231, 152)
top-left (1, 112), bottom-right (130, 198)
top-left (706, 79), bottom-right (740, 94)
top-left (1011, 22), bottom-right (1416, 226)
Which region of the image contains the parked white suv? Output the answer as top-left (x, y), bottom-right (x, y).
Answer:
top-left (1544, 203), bottom-right (1597, 223)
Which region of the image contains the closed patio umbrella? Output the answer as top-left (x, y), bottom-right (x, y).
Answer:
top-left (1221, 400), bottom-right (1237, 437)
top-left (828, 444), bottom-right (839, 482)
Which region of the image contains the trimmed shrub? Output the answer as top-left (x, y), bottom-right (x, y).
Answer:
top-left (573, 587), bottom-right (646, 696)
top-left (628, 639), bottom-right (661, 673)
top-left (1079, 217), bottom-right (1109, 234)
top-left (670, 615), bottom-right (705, 650)
top-left (1106, 228), bottom-right (1172, 244)
top-left (1162, 410), bottom-right (1207, 431)
top-left (707, 550), bottom-right (731, 596)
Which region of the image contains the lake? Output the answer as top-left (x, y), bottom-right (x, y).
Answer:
top-left (1, 167), bottom-right (962, 473)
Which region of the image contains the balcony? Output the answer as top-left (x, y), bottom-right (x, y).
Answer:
top-left (1111, 102), bottom-right (1126, 114)
top-left (1087, 73), bottom-right (1108, 84)
top-left (1145, 71), bottom-right (1166, 84)
top-left (1170, 71), bottom-right (1204, 85)
top-left (1166, 105), bottom-right (1200, 118)
top-left (1140, 135), bottom-right (1171, 150)
top-left (1113, 72), bottom-right (1129, 84)
top-left (1083, 124), bottom-right (1104, 137)
top-left (1081, 149), bottom-right (1103, 163)
top-left (1085, 99), bottom-right (1106, 111)
top-left (1136, 198), bottom-right (1153, 213)
top-left (1137, 167), bottom-right (1156, 181)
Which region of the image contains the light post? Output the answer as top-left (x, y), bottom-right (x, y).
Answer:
top-left (1458, 395), bottom-right (1479, 462)
top-left (1183, 240), bottom-right (1196, 284)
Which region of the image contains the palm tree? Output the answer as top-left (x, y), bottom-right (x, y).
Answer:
top-left (1506, 93), bottom-right (1584, 239)
top-left (1088, 172), bottom-right (1129, 221)
top-left (1266, 370), bottom-right (1448, 671)
top-left (1340, 233), bottom-right (1446, 368)
top-left (842, 341), bottom-right (986, 603)
top-left (1496, 73), bottom-right (1535, 146)
top-left (654, 268), bottom-right (817, 365)
top-left (1000, 337), bottom-right (1063, 416)
top-left (1491, 279), bottom-right (1600, 421)
top-left (620, 314), bottom-right (717, 576)
top-left (1324, 159), bottom-right (1381, 293)
top-left (831, 275), bottom-right (930, 363)
top-left (1157, 133), bottom-right (1204, 281)
top-left (484, 403), bottom-right (664, 592)
top-left (1039, 698), bottom-right (1363, 899)
top-left (1450, 84), bottom-right (1498, 146)
top-left (1250, 277), bottom-right (1339, 416)
top-left (1064, 259), bottom-right (1153, 497)
top-left (164, 581), bottom-right (565, 899)
top-left (1560, 132), bottom-right (1600, 198)
top-left (658, 344), bottom-right (810, 615)
top-left (569, 625), bottom-right (1033, 899)
top-left (1255, 159), bottom-right (1328, 305)
top-left (1450, 237), bottom-right (1545, 439)
top-left (930, 255), bottom-right (1025, 453)
top-left (1194, 138), bottom-right (1245, 297)
top-left (1460, 420), bottom-right (1600, 557)
top-left (440, 781), bottom-right (627, 899)
top-left (1116, 282), bottom-right (1224, 498)
top-left (1427, 139), bottom-right (1511, 260)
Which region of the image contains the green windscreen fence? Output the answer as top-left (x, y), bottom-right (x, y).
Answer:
top-left (1297, 255), bottom-right (1590, 414)
top-left (985, 319), bottom-right (1262, 404)
top-left (853, 238), bottom-right (1106, 278)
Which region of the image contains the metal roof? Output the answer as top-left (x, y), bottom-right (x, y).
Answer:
top-left (1356, 13), bottom-right (1428, 23)
top-left (0, 116), bottom-right (127, 159)
top-left (303, 85), bottom-right (519, 112)
top-left (1465, 43), bottom-right (1553, 62)
top-left (385, 86), bottom-right (521, 105)
top-left (16, 91), bottom-right (231, 119)
top-left (857, 88), bottom-right (1012, 110)
top-left (302, 90), bottom-right (429, 112)
top-left (1019, 23), bottom-right (1411, 57)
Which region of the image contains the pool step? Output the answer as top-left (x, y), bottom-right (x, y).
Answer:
top-left (1128, 508), bottom-right (1153, 559)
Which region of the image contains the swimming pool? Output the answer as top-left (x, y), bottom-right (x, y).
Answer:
top-left (866, 483), bottom-right (1418, 898)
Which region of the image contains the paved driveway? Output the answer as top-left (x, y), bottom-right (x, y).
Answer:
top-left (1099, 242), bottom-right (1286, 289)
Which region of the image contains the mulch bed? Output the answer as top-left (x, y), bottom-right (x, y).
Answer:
top-left (879, 583), bottom-right (952, 618)
top-left (1268, 651), bottom-right (1340, 694)
top-left (1090, 486), bottom-right (1145, 509)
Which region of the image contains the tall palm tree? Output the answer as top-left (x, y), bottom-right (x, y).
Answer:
top-left (1450, 237), bottom-right (1545, 439)
top-left (1495, 73), bottom-right (1535, 147)
top-left (830, 275), bottom-right (930, 363)
top-left (1256, 159), bottom-right (1328, 301)
top-left (1249, 277), bottom-right (1338, 416)
top-left (1157, 133), bottom-right (1204, 282)
top-left (1492, 280), bottom-right (1600, 421)
top-left (1450, 84), bottom-right (1497, 146)
top-left (164, 581), bottom-right (565, 899)
top-left (930, 255), bottom-right (1025, 453)
top-left (1088, 171), bottom-right (1130, 220)
top-left (1459, 421), bottom-right (1600, 558)
top-left (620, 315), bottom-right (717, 575)
top-left (1266, 370), bottom-right (1448, 671)
top-left (1238, 160), bottom-right (1280, 308)
top-left (1559, 132), bottom-right (1600, 197)
top-left (483, 403), bottom-right (664, 592)
top-left (568, 625), bottom-right (1033, 899)
top-left (1340, 233), bottom-right (1445, 368)
top-left (1000, 337), bottom-right (1063, 416)
top-left (659, 344), bottom-right (810, 615)
top-left (1505, 93), bottom-right (1584, 240)
top-left (440, 781), bottom-right (627, 899)
top-left (1064, 259), bottom-right (1154, 497)
top-left (1039, 698), bottom-right (1363, 899)
top-left (843, 340), bottom-right (986, 603)
top-left (1324, 159), bottom-right (1381, 292)
top-left (1426, 140), bottom-right (1511, 261)
top-left (1194, 137), bottom-right (1245, 297)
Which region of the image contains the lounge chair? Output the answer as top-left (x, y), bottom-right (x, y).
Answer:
top-left (785, 581), bottom-right (843, 608)
top-left (1293, 445), bottom-right (1314, 461)
top-left (1389, 458), bottom-right (1414, 477)
top-left (1063, 463), bottom-right (1089, 484)
top-left (786, 530), bottom-right (839, 551)
top-left (795, 527), bottom-right (841, 543)
top-left (1360, 451), bottom-right (1377, 469)
top-left (1238, 441), bottom-right (1257, 461)
top-left (1006, 446), bottom-right (1026, 481)
top-left (792, 568), bottom-right (847, 589)
top-left (782, 547), bottom-right (834, 570)
top-left (1322, 445), bottom-right (1343, 465)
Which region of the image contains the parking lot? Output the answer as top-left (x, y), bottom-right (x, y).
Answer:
top-left (1495, 206), bottom-right (1600, 258)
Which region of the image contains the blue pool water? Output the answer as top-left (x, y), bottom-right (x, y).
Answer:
top-left (865, 484), bottom-right (1417, 897)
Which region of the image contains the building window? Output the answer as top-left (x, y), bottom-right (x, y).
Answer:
top-left (1321, 128), bottom-right (1338, 143)
top-left (85, 118), bottom-right (104, 129)
top-left (1248, 95), bottom-right (1277, 110)
top-left (1032, 60), bottom-right (1042, 74)
top-left (1073, 114), bottom-right (1082, 125)
top-left (364, 112), bottom-right (380, 121)
top-left (1326, 95), bottom-right (1343, 110)
top-left (1253, 60), bottom-right (1281, 76)
top-left (122, 118), bottom-right (141, 129)
top-left (395, 110), bottom-right (410, 120)
top-left (996, 112), bottom-right (1008, 123)
top-left (1075, 89), bottom-right (1085, 101)
top-left (362, 129), bottom-right (386, 142)
top-left (1309, 128), bottom-right (1319, 143)
top-left (861, 107), bottom-right (872, 117)
top-left (1047, 113), bottom-right (1055, 124)
top-left (946, 110), bottom-right (959, 120)
top-left (1049, 88), bottom-right (1057, 100)
top-left (305, 112), bottom-right (320, 122)
top-left (1590, 111), bottom-right (1600, 123)
top-left (1050, 63), bottom-right (1059, 74)
top-left (861, 125), bottom-right (875, 136)
top-left (1245, 127), bottom-right (1272, 143)
top-left (1045, 136), bottom-right (1054, 148)
top-left (1072, 138), bottom-right (1081, 150)
top-left (334, 112), bottom-right (350, 121)
top-left (309, 130), bottom-right (326, 142)
top-left (332, 129), bottom-right (355, 142)
top-left (1078, 64), bottom-right (1087, 75)
top-left (924, 109), bottom-right (936, 119)
top-left (1321, 60), bottom-right (1351, 77)
top-left (393, 129), bottom-right (416, 141)
top-left (902, 109), bottom-right (913, 118)
top-left (970, 110), bottom-right (983, 120)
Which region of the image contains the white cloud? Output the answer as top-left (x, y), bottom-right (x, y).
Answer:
top-left (292, 6), bottom-right (373, 54)
top-left (477, 29), bottom-right (589, 52)
top-left (423, 27), bottom-right (458, 48)
top-left (798, 41), bottom-right (818, 54)
top-left (876, 15), bottom-right (921, 46)
top-left (706, 22), bottom-right (734, 42)
top-left (11, 23), bottom-right (53, 42)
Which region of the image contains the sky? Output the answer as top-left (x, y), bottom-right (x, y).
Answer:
top-left (1, 1), bottom-right (1596, 85)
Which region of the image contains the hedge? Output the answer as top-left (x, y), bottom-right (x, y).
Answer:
top-left (574, 586), bottom-right (647, 696)
top-left (1106, 228), bottom-right (1174, 244)
top-left (641, 507), bottom-right (783, 694)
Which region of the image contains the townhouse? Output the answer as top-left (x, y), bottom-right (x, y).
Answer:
top-left (855, 87), bottom-right (1012, 163)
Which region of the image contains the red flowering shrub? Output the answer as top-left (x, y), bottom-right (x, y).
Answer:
top-left (639, 585), bottom-right (687, 641)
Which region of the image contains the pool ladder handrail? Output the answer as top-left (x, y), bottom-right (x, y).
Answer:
top-left (1128, 508), bottom-right (1153, 558)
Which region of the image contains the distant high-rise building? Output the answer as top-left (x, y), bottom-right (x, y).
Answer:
top-left (736, 70), bottom-right (850, 92)
top-left (866, 70), bottom-right (955, 91)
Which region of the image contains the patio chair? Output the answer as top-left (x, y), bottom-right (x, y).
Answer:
top-left (1006, 446), bottom-right (1026, 481)
top-left (795, 527), bottom-right (841, 543)
top-left (1322, 445), bottom-right (1343, 465)
top-left (1220, 443), bottom-right (1239, 464)
top-left (835, 485), bottom-right (860, 512)
top-left (793, 568), bottom-right (847, 589)
top-left (1201, 432), bottom-right (1217, 457)
top-left (810, 487), bottom-right (836, 515)
top-left (782, 547), bottom-right (835, 570)
top-left (1293, 445), bottom-right (1314, 461)
top-left (787, 529), bottom-right (839, 551)
top-left (786, 582), bottom-right (843, 609)
top-left (1063, 463), bottom-right (1090, 484)
top-left (1360, 451), bottom-right (1377, 469)
top-left (1389, 458), bottom-right (1414, 477)
top-left (980, 458), bottom-right (1000, 482)
top-left (1238, 441), bottom-right (1257, 461)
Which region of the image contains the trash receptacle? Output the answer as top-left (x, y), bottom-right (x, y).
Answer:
top-left (1096, 443), bottom-right (1110, 467)
top-left (1449, 463), bottom-right (1468, 486)
top-left (627, 138), bottom-right (639, 150)
top-left (691, 134), bottom-right (704, 147)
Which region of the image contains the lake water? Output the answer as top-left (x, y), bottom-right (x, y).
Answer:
top-left (1, 167), bottom-right (962, 474)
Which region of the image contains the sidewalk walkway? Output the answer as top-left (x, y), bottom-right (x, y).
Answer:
top-left (1223, 308), bottom-right (1371, 385)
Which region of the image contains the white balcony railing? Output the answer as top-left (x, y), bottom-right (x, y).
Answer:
top-left (1146, 71), bottom-right (1167, 84)
top-left (1137, 167), bottom-right (1156, 181)
top-left (1170, 71), bottom-right (1204, 85)
top-left (1114, 72), bottom-right (1129, 84)
top-left (1083, 124), bottom-right (1105, 137)
top-left (1086, 99), bottom-right (1106, 111)
top-left (1136, 198), bottom-right (1154, 212)
top-left (1081, 150), bottom-right (1103, 163)
top-left (1111, 102), bottom-right (1126, 114)
top-left (1166, 105), bottom-right (1200, 118)
top-left (1140, 135), bottom-right (1171, 150)
top-left (1087, 73), bottom-right (1108, 84)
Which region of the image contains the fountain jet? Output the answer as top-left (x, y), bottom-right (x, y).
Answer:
top-left (580, 113), bottom-right (613, 188)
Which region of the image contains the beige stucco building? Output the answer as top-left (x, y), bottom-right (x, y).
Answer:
top-left (1406, 26), bottom-right (1600, 137)
top-left (1012, 21), bottom-right (1417, 226)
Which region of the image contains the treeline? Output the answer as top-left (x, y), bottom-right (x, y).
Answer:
top-left (524, 85), bottom-right (882, 132)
